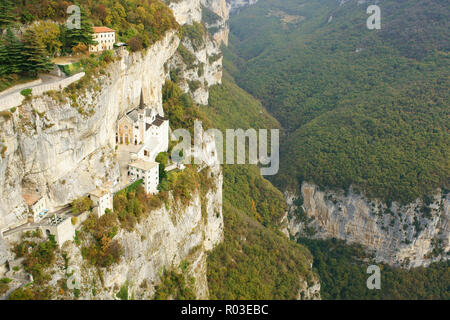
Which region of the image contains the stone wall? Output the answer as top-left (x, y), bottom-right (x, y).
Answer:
top-left (286, 183), bottom-right (450, 267)
top-left (0, 73), bottom-right (85, 111)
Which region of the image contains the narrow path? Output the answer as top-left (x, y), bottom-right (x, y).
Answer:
top-left (0, 74), bottom-right (68, 112)
top-left (0, 74), bottom-right (64, 99)
top-left (1, 204), bottom-right (71, 237)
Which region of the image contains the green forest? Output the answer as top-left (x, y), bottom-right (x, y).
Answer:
top-left (225, 0), bottom-right (449, 203)
top-left (204, 69), bottom-right (450, 300)
top-left (0, 0), bottom-right (178, 91)
top-left (203, 24), bottom-right (449, 298)
top-left (205, 78), bottom-right (318, 299)
top-left (299, 238), bottom-right (449, 300)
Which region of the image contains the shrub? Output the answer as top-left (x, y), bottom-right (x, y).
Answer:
top-left (127, 36), bottom-right (143, 52)
top-left (177, 44), bottom-right (196, 69)
top-left (116, 281), bottom-right (129, 300)
top-left (71, 196), bottom-right (93, 214)
top-left (188, 80), bottom-right (202, 92)
top-left (20, 89), bottom-right (32, 97)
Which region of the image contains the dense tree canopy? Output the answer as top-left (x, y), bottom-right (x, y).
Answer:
top-left (226, 0), bottom-right (449, 203)
top-left (8, 0), bottom-right (179, 47)
top-left (299, 238), bottom-right (450, 300)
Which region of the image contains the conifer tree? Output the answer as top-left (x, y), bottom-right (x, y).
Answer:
top-left (0, 42), bottom-right (8, 76)
top-left (64, 8), bottom-right (95, 52)
top-left (22, 29), bottom-right (54, 77)
top-left (3, 29), bottom-right (24, 75)
top-left (0, 0), bottom-right (16, 32)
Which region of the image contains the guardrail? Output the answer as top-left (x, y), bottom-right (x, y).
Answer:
top-left (0, 79), bottom-right (42, 98)
top-left (0, 72), bottom-right (85, 111)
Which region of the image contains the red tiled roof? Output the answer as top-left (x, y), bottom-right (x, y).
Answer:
top-left (23, 193), bottom-right (41, 206)
top-left (93, 26), bottom-right (115, 33)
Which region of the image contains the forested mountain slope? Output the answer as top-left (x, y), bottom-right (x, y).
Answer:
top-left (204, 66), bottom-right (448, 300)
top-left (204, 76), bottom-right (320, 299)
top-left (225, 0), bottom-right (449, 203)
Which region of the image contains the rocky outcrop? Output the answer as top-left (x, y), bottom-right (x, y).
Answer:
top-left (51, 163), bottom-right (223, 300)
top-left (165, 0), bottom-right (225, 105)
top-left (0, 0), bottom-right (231, 225)
top-left (227, 0), bottom-right (259, 14)
top-left (168, 0), bottom-right (203, 25)
top-left (297, 273), bottom-right (321, 300)
top-left (166, 31), bottom-right (223, 105)
top-left (286, 183), bottom-right (450, 268)
top-left (0, 31), bottom-right (180, 229)
top-left (202, 0), bottom-right (230, 45)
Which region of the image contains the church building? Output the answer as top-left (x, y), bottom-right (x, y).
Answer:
top-left (116, 92), bottom-right (169, 162)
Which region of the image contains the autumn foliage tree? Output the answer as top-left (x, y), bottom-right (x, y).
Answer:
top-left (0, 0), bottom-right (16, 32)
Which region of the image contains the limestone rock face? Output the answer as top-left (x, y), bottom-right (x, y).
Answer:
top-left (0, 0), bottom-right (230, 300)
top-left (297, 273), bottom-right (321, 300)
top-left (166, 0), bottom-right (225, 105)
top-left (167, 33), bottom-right (223, 105)
top-left (287, 183), bottom-right (450, 268)
top-left (0, 31), bottom-right (180, 229)
top-left (168, 0), bottom-right (203, 25)
top-left (227, 0), bottom-right (259, 13)
top-left (202, 0), bottom-right (230, 45)
top-left (0, 0), bottom-right (322, 300)
top-left (55, 165), bottom-right (223, 300)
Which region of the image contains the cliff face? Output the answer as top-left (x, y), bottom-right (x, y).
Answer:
top-left (227, 0), bottom-right (259, 13)
top-left (166, 33), bottom-right (223, 105)
top-left (0, 0), bottom-right (227, 299)
top-left (286, 183), bottom-right (450, 268)
top-left (0, 31), bottom-right (180, 228)
top-left (166, 0), bottom-right (226, 105)
top-left (0, 0), bottom-right (229, 229)
top-left (53, 164), bottom-right (223, 300)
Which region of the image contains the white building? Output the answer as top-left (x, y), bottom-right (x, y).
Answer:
top-left (41, 215), bottom-right (75, 249)
top-left (89, 187), bottom-right (113, 218)
top-left (23, 193), bottom-right (48, 222)
top-left (117, 92), bottom-right (169, 162)
top-left (89, 26), bottom-right (116, 52)
top-left (128, 160), bottom-right (159, 195)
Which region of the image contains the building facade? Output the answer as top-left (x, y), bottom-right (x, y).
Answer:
top-left (128, 160), bottom-right (159, 195)
top-left (116, 93), bottom-right (169, 162)
top-left (23, 193), bottom-right (48, 222)
top-left (41, 215), bottom-right (75, 249)
top-left (89, 27), bottom-right (116, 52)
top-left (89, 187), bottom-right (113, 218)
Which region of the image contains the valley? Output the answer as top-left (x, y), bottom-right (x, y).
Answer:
top-left (0, 0), bottom-right (448, 301)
